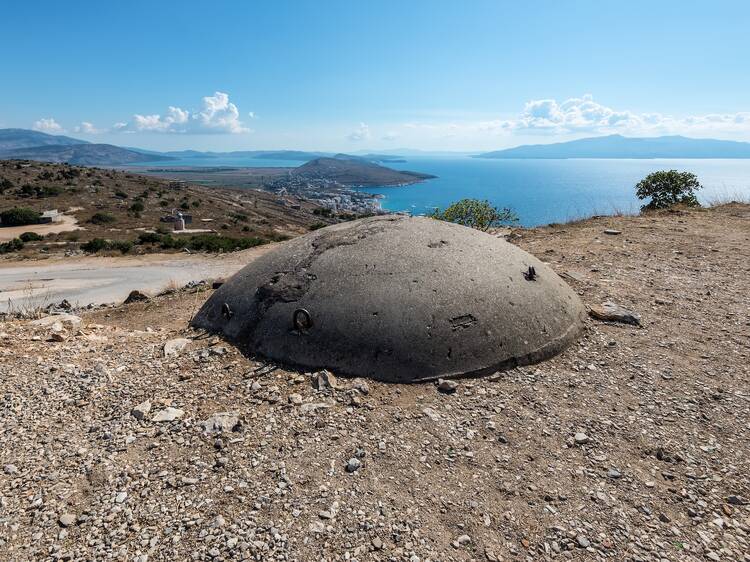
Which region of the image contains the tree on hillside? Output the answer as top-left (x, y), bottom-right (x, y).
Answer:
top-left (635, 170), bottom-right (702, 211)
top-left (430, 198), bottom-right (518, 231)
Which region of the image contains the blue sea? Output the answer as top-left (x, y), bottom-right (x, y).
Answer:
top-left (139, 156), bottom-right (750, 227)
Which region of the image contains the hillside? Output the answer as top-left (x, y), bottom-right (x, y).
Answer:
top-left (477, 134), bottom-right (750, 159)
top-left (0, 160), bottom-right (334, 256)
top-left (0, 144), bottom-right (173, 166)
top-left (293, 156), bottom-right (435, 186)
top-left (0, 128), bottom-right (88, 150)
top-left (1, 204), bottom-right (748, 560)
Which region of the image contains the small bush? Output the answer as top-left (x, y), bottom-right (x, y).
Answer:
top-left (114, 190), bottom-right (128, 199)
top-left (136, 232), bottom-right (267, 253)
top-left (0, 207), bottom-right (41, 227)
top-left (19, 232), bottom-right (44, 242)
top-left (89, 212), bottom-right (117, 225)
top-left (430, 198), bottom-right (518, 231)
top-left (81, 238), bottom-right (132, 254)
top-left (0, 238), bottom-right (24, 254)
top-left (19, 184), bottom-right (62, 198)
top-left (636, 170), bottom-right (702, 211)
top-left (313, 207), bottom-right (333, 217)
top-left (129, 201), bottom-right (145, 214)
top-left (81, 238), bottom-right (109, 253)
top-left (309, 222), bottom-right (327, 231)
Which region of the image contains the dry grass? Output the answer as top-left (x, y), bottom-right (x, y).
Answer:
top-left (4, 281), bottom-right (52, 319)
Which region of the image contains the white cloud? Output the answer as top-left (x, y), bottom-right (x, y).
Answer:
top-left (115, 92), bottom-right (250, 134)
top-left (33, 118), bottom-right (64, 133)
top-left (514, 94), bottom-right (642, 133)
top-left (398, 95), bottom-right (750, 140)
top-left (382, 131), bottom-right (399, 141)
top-left (73, 122), bottom-right (101, 134)
top-left (347, 122), bottom-right (371, 141)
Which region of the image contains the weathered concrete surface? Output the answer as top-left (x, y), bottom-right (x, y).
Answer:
top-left (192, 215), bottom-right (585, 382)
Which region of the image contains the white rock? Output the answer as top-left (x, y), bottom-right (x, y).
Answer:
top-left (200, 412), bottom-right (240, 433)
top-left (131, 400), bottom-right (151, 420)
top-left (163, 338), bottom-right (191, 357)
top-left (152, 407), bottom-right (185, 422)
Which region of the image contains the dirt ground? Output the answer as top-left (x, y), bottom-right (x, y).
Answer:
top-left (0, 204), bottom-right (748, 562)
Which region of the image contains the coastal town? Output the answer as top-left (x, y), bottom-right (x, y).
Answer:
top-left (266, 174), bottom-right (386, 215)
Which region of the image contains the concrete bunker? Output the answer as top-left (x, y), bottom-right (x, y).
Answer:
top-left (191, 215), bottom-right (585, 382)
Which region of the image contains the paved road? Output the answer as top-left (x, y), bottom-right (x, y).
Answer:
top-left (0, 247), bottom-right (271, 312)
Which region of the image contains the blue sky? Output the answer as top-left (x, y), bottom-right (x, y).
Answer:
top-left (2, 0), bottom-right (749, 151)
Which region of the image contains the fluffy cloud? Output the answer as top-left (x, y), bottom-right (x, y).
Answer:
top-left (115, 92), bottom-right (249, 134)
top-left (33, 118), bottom-right (64, 133)
top-left (400, 95), bottom-right (750, 139)
top-left (513, 94), bottom-right (642, 133)
top-left (513, 95), bottom-right (750, 136)
top-left (73, 122), bottom-right (101, 134)
top-left (347, 122), bottom-right (371, 141)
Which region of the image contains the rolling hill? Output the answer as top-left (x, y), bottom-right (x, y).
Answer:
top-left (292, 157), bottom-right (435, 186)
top-left (476, 134), bottom-right (750, 159)
top-left (0, 128), bottom-right (88, 150)
top-left (0, 143), bottom-right (173, 165)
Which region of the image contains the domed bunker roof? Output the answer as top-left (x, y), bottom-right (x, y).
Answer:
top-left (192, 215), bottom-right (585, 383)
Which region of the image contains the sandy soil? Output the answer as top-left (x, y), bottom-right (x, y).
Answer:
top-left (0, 204), bottom-right (748, 562)
top-left (0, 215), bottom-right (81, 242)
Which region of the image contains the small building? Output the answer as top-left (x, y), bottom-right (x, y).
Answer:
top-left (39, 209), bottom-right (63, 224)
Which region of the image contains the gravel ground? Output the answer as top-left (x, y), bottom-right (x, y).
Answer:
top-left (0, 204), bottom-right (748, 562)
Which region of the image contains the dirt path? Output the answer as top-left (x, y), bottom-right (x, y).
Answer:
top-left (0, 214), bottom-right (81, 242)
top-left (0, 244), bottom-right (273, 311)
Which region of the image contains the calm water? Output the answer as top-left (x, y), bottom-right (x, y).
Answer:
top-left (358, 157), bottom-right (750, 226)
top-left (140, 156), bottom-right (750, 227)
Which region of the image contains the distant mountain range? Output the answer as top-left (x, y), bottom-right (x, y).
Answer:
top-left (476, 134), bottom-right (750, 159)
top-left (0, 129), bottom-right (411, 166)
top-left (5, 129), bottom-right (750, 166)
top-left (0, 128), bottom-right (172, 165)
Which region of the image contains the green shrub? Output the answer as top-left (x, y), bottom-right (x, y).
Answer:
top-left (81, 238), bottom-right (109, 253)
top-left (635, 170), bottom-right (702, 211)
top-left (0, 207), bottom-right (41, 227)
top-left (89, 212), bottom-right (117, 225)
top-left (309, 222), bottom-right (327, 231)
top-left (129, 200), bottom-right (145, 214)
top-left (0, 177), bottom-right (14, 192)
top-left (81, 238), bottom-right (132, 254)
top-left (136, 232), bottom-right (162, 245)
top-left (19, 184), bottom-right (62, 198)
top-left (136, 232), bottom-right (267, 253)
top-left (313, 207), bottom-right (333, 217)
top-left (19, 232), bottom-right (44, 242)
top-left (430, 198), bottom-right (518, 231)
top-left (114, 190), bottom-right (128, 199)
top-left (0, 238), bottom-right (24, 254)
